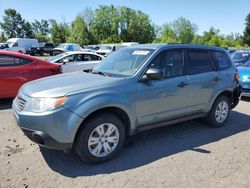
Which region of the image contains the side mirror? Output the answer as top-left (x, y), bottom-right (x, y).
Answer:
top-left (143, 68), bottom-right (163, 81)
top-left (63, 59), bottom-right (69, 65)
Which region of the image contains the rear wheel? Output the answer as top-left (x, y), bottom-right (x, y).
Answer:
top-left (74, 112), bottom-right (125, 163)
top-left (206, 96), bottom-right (231, 128)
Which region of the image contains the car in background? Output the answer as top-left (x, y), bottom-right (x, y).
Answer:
top-left (6, 38), bottom-right (38, 54)
top-left (0, 42), bottom-right (25, 53)
top-left (47, 51), bottom-right (104, 73)
top-left (230, 51), bottom-right (250, 66)
top-left (30, 42), bottom-right (55, 56)
top-left (53, 43), bottom-right (82, 55)
top-left (0, 51), bottom-right (62, 99)
top-left (238, 60), bottom-right (250, 97)
top-left (12, 44), bottom-right (240, 163)
top-left (96, 44), bottom-right (125, 56)
top-left (82, 46), bottom-right (97, 52)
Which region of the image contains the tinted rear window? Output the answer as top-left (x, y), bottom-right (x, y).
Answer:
top-left (0, 55), bottom-right (32, 67)
top-left (186, 50), bottom-right (213, 74)
top-left (212, 51), bottom-right (231, 70)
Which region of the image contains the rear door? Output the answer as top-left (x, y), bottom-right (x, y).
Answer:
top-left (0, 55), bottom-right (32, 98)
top-left (184, 49), bottom-right (219, 115)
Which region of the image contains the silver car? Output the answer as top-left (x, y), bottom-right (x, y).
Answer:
top-left (47, 51), bottom-right (104, 73)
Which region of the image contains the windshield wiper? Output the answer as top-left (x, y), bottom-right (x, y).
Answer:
top-left (91, 70), bottom-right (109, 77)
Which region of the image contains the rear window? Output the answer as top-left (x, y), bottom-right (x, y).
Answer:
top-left (0, 55), bottom-right (32, 67)
top-left (186, 50), bottom-right (213, 74)
top-left (212, 51), bottom-right (231, 70)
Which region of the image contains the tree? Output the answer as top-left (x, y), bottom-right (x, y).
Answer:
top-left (0, 32), bottom-right (6, 42)
top-left (155, 24), bottom-right (178, 43)
top-left (0, 9), bottom-right (24, 38)
top-left (91, 5), bottom-right (121, 44)
top-left (171, 17), bottom-right (197, 43)
top-left (22, 21), bottom-right (34, 38)
top-left (32, 19), bottom-right (49, 35)
top-left (49, 19), bottom-right (69, 45)
top-left (68, 16), bottom-right (91, 46)
top-left (79, 7), bottom-right (95, 30)
top-left (243, 13), bottom-right (250, 46)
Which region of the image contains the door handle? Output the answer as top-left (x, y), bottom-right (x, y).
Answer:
top-left (177, 82), bottom-right (189, 88)
top-left (212, 76), bottom-right (221, 82)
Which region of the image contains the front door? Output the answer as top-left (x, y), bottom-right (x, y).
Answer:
top-left (136, 49), bottom-right (189, 126)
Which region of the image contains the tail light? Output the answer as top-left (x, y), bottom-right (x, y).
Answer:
top-left (234, 71), bottom-right (239, 82)
top-left (50, 65), bottom-right (62, 74)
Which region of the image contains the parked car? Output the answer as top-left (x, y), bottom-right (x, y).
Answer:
top-left (238, 60), bottom-right (250, 97)
top-left (30, 42), bottom-right (54, 56)
top-left (12, 44), bottom-right (241, 163)
top-left (0, 42), bottom-right (25, 53)
top-left (96, 44), bottom-right (125, 56)
top-left (6, 38), bottom-right (38, 54)
top-left (230, 51), bottom-right (250, 66)
top-left (47, 51), bottom-right (104, 73)
top-left (53, 43), bottom-right (82, 55)
top-left (0, 51), bottom-right (62, 99)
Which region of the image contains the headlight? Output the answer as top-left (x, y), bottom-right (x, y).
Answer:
top-left (24, 97), bottom-right (67, 113)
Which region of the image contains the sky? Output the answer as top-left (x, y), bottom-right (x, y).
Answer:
top-left (0, 0), bottom-right (249, 35)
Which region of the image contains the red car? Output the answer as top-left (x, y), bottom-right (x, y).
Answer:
top-left (0, 51), bottom-right (62, 99)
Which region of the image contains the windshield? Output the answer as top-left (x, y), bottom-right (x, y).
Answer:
top-left (47, 53), bottom-right (65, 62)
top-left (99, 46), bottom-right (112, 50)
top-left (6, 42), bottom-right (14, 47)
top-left (38, 43), bottom-right (45, 47)
top-left (93, 48), bottom-right (154, 77)
top-left (245, 60), bottom-right (250, 67)
top-left (231, 52), bottom-right (249, 60)
top-left (56, 44), bottom-right (65, 49)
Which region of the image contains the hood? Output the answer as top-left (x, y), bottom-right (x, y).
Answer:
top-left (21, 72), bottom-right (122, 98)
top-left (96, 49), bottom-right (111, 53)
top-left (237, 66), bottom-right (250, 76)
top-left (53, 47), bottom-right (65, 51)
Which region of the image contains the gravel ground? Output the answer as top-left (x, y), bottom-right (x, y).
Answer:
top-left (0, 99), bottom-right (250, 188)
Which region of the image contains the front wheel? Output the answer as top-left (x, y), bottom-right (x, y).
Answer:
top-left (74, 112), bottom-right (125, 163)
top-left (206, 96), bottom-right (231, 128)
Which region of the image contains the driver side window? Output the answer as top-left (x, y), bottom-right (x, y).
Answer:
top-left (149, 50), bottom-right (183, 78)
top-left (60, 55), bottom-right (75, 63)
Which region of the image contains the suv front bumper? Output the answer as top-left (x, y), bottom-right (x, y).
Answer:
top-left (12, 102), bottom-right (83, 151)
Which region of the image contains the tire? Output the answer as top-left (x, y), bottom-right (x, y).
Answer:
top-left (206, 96), bottom-right (231, 128)
top-left (74, 112), bottom-right (125, 163)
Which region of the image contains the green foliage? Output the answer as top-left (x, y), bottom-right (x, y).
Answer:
top-left (0, 32), bottom-right (6, 42)
top-left (0, 9), bottom-right (24, 38)
top-left (0, 8), bottom-right (248, 48)
top-left (156, 17), bottom-right (197, 44)
top-left (49, 19), bottom-right (69, 45)
top-left (22, 21), bottom-right (34, 38)
top-left (243, 13), bottom-right (250, 46)
top-left (68, 16), bottom-right (91, 46)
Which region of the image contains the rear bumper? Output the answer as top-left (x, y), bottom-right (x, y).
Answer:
top-left (240, 83), bottom-right (250, 97)
top-left (231, 85), bottom-right (242, 109)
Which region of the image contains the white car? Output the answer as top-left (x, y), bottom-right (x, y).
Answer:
top-left (53, 43), bottom-right (82, 55)
top-left (47, 51), bottom-right (104, 73)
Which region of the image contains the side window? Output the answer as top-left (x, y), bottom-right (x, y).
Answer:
top-left (61, 55), bottom-right (75, 63)
top-left (83, 54), bottom-right (101, 61)
top-left (0, 55), bottom-right (32, 67)
top-left (162, 50), bottom-right (183, 78)
top-left (212, 51), bottom-right (231, 70)
top-left (149, 50), bottom-right (183, 78)
top-left (186, 50), bottom-right (213, 74)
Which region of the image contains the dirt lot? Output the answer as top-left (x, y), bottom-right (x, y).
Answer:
top-left (0, 99), bottom-right (250, 188)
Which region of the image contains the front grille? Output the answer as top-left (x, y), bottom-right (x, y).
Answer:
top-left (14, 95), bottom-right (27, 112)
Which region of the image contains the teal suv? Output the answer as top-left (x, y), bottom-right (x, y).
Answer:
top-left (13, 44), bottom-right (241, 163)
